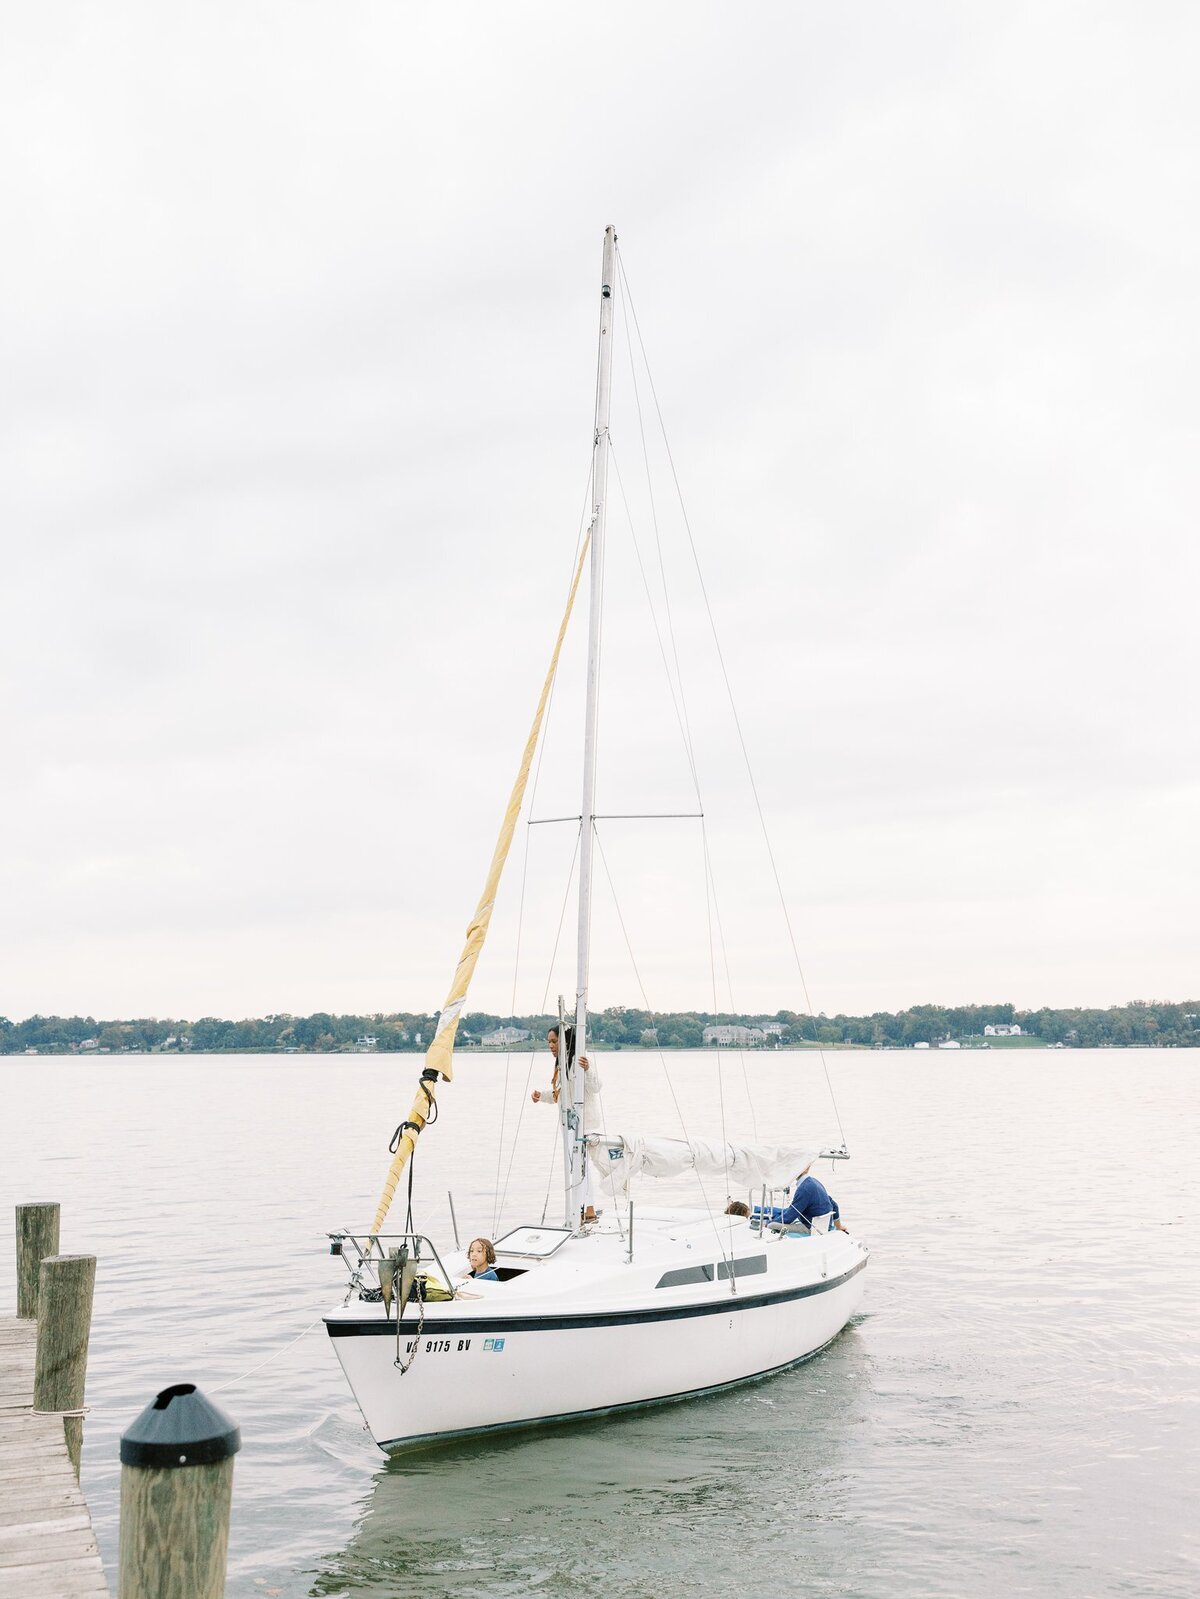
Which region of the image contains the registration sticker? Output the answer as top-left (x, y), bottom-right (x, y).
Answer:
top-left (483, 1337), bottom-right (506, 1352)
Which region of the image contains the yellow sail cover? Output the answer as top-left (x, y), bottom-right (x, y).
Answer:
top-left (368, 530), bottom-right (592, 1236)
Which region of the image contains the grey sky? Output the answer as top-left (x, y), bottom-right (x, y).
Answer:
top-left (3, 3), bottom-right (1197, 1022)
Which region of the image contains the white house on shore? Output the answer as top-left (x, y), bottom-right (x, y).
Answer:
top-left (984, 1024), bottom-right (1022, 1037)
top-left (481, 1026), bottom-right (531, 1048)
top-left (703, 1025), bottom-right (766, 1047)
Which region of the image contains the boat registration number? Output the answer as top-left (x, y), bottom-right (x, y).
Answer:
top-left (401, 1337), bottom-right (499, 1355)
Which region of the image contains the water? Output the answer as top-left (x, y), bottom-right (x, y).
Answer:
top-left (1, 1048), bottom-right (1196, 1597)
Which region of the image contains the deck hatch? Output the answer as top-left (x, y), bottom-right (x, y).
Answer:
top-left (493, 1225), bottom-right (573, 1259)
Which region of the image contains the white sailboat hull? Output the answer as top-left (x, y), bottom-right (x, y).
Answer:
top-left (326, 1214), bottom-right (868, 1451)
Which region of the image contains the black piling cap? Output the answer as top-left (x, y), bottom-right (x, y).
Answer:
top-left (120, 1383), bottom-right (241, 1469)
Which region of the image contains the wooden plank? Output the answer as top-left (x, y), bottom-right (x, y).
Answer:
top-left (0, 1582), bottom-right (109, 1595)
top-left (0, 1453), bottom-right (74, 1473)
top-left (0, 1547), bottom-right (104, 1573)
top-left (0, 1531), bottom-right (101, 1562)
top-left (0, 1458), bottom-right (74, 1477)
top-left (0, 1582), bottom-right (109, 1599)
top-left (0, 1452), bottom-right (71, 1470)
top-left (0, 1554), bottom-right (106, 1591)
top-left (0, 1429), bottom-right (77, 1452)
top-left (0, 1509), bottom-right (95, 1535)
top-left (0, 1494), bottom-right (85, 1525)
top-left (0, 1580), bottom-right (109, 1599)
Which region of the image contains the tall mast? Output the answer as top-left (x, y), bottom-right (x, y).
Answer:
top-left (562, 224), bottom-right (616, 1229)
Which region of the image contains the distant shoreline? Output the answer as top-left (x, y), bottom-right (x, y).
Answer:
top-left (4, 1000), bottom-right (1196, 1056)
top-left (3, 1042), bottom-right (1195, 1058)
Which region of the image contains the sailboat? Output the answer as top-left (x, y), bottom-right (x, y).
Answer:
top-left (324, 227), bottom-right (868, 1452)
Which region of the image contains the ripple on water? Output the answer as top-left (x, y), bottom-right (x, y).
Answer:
top-left (0, 1050), bottom-right (1197, 1598)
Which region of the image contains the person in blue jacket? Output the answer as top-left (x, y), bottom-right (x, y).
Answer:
top-left (781, 1164), bottom-right (846, 1232)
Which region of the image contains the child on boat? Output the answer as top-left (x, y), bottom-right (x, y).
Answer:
top-left (461, 1237), bottom-right (499, 1281)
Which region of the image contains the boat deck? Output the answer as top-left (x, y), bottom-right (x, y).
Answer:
top-left (327, 1209), bottom-right (867, 1328)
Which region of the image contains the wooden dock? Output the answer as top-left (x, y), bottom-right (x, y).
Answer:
top-left (3, 1203), bottom-right (236, 1599)
top-left (0, 1315), bottom-right (109, 1598)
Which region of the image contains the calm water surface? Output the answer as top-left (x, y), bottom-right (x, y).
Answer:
top-left (1, 1048), bottom-right (1196, 1598)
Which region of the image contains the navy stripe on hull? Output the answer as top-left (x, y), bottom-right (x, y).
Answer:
top-left (375, 1327), bottom-right (855, 1453)
top-left (326, 1253), bottom-right (867, 1338)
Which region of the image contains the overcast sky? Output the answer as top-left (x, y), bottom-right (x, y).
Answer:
top-left (2, 3), bottom-right (1197, 1023)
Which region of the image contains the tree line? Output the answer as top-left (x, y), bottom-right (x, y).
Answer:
top-left (1, 999), bottom-right (1196, 1055)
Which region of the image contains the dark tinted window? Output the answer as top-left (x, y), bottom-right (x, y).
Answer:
top-left (655, 1263), bottom-right (715, 1288)
top-left (717, 1255), bottom-right (768, 1280)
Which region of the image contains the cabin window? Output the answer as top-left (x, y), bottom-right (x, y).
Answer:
top-left (655, 1264), bottom-right (715, 1288)
top-left (717, 1255), bottom-right (768, 1280)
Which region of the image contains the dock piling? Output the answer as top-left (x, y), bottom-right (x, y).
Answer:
top-left (118, 1383), bottom-right (241, 1599)
top-left (16, 1199), bottom-right (61, 1317)
top-left (33, 1252), bottom-right (97, 1478)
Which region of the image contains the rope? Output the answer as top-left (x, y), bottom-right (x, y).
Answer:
top-left (210, 1313), bottom-right (325, 1394)
top-left (32, 1406), bottom-right (89, 1418)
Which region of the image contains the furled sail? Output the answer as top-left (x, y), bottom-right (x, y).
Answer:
top-left (367, 530), bottom-right (593, 1237)
top-left (587, 1134), bottom-right (819, 1198)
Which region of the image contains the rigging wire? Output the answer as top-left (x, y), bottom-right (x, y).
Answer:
top-left (593, 825), bottom-right (733, 1270)
top-left (700, 819), bottom-right (760, 1140)
top-left (620, 246), bottom-right (761, 1151)
top-left (615, 433), bottom-right (757, 1137)
top-left (610, 442), bottom-right (701, 797)
top-left (616, 248), bottom-right (848, 1149)
top-left (617, 262), bottom-right (703, 807)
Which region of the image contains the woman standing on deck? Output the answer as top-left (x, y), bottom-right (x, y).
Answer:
top-left (531, 1023), bottom-right (602, 1221)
